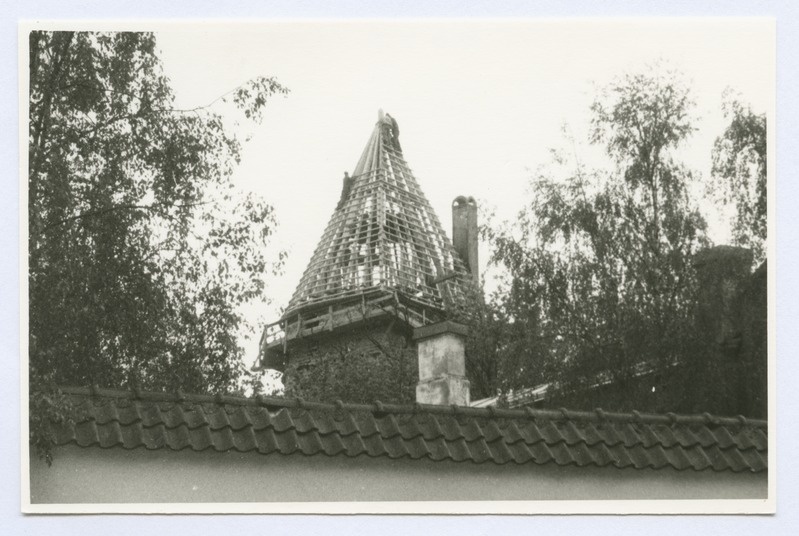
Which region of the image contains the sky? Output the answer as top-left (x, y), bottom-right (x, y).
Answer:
top-left (153, 20), bottom-right (774, 367)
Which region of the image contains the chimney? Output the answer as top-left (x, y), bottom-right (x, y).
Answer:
top-left (692, 245), bottom-right (754, 416)
top-left (452, 196), bottom-right (479, 284)
top-left (413, 320), bottom-right (470, 406)
top-left (693, 246), bottom-right (753, 349)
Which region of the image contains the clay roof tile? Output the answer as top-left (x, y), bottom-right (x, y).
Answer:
top-left (49, 387), bottom-right (767, 474)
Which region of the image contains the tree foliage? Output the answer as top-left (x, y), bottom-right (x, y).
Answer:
top-left (487, 67), bottom-right (718, 413)
top-left (711, 92), bottom-right (767, 262)
top-left (282, 323), bottom-right (419, 405)
top-left (28, 31), bottom-right (289, 458)
top-left (446, 280), bottom-right (501, 401)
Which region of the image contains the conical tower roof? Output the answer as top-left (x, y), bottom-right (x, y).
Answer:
top-left (284, 111), bottom-right (471, 318)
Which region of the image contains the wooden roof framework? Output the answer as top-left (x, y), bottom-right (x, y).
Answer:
top-left (258, 113), bottom-right (473, 369)
top-left (286, 146), bottom-right (470, 314)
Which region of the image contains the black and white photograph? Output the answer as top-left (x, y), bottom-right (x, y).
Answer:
top-left (21, 19), bottom-right (774, 514)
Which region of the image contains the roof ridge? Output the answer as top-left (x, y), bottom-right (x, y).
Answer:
top-left (55, 386), bottom-right (768, 429)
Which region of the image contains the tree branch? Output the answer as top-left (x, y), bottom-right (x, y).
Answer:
top-left (40, 200), bottom-right (212, 232)
top-left (30, 32), bottom-right (74, 214)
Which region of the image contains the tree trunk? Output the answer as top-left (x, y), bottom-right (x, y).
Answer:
top-left (29, 31), bottom-right (74, 228)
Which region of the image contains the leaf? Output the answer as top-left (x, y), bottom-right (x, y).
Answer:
top-left (28, 31), bottom-right (290, 455)
top-left (484, 63), bottom-right (730, 414)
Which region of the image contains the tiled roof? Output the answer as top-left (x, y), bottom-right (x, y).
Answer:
top-left (49, 386), bottom-right (767, 474)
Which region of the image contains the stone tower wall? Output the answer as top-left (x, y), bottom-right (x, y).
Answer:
top-left (282, 320), bottom-right (418, 404)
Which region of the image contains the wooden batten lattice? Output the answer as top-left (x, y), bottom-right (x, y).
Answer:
top-left (258, 112), bottom-right (472, 368)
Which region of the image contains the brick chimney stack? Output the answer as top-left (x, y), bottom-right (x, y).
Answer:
top-left (452, 196), bottom-right (479, 284)
top-left (693, 246), bottom-right (753, 349)
top-left (413, 321), bottom-right (470, 406)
